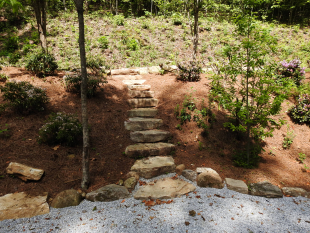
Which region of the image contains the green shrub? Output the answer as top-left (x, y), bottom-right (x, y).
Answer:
top-left (278, 59), bottom-right (306, 86)
top-left (63, 75), bottom-right (107, 97)
top-left (172, 13), bottom-right (183, 26)
top-left (126, 38), bottom-right (139, 51)
top-left (38, 112), bottom-right (82, 146)
top-left (282, 126), bottom-right (295, 149)
top-left (0, 81), bottom-right (48, 114)
top-left (114, 14), bottom-right (125, 26)
top-left (98, 36), bottom-right (109, 49)
top-left (177, 61), bottom-right (201, 82)
top-left (8, 52), bottom-right (21, 64)
top-left (26, 51), bottom-right (58, 77)
top-left (4, 36), bottom-right (19, 53)
top-left (289, 94), bottom-right (310, 124)
top-left (0, 73), bottom-right (9, 82)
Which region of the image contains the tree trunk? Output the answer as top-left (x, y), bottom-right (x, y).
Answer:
top-left (193, 0), bottom-right (199, 60)
top-left (32, 0), bottom-right (47, 51)
top-left (115, 0), bottom-right (118, 15)
top-left (63, 0), bottom-right (67, 10)
top-left (74, 0), bottom-right (90, 190)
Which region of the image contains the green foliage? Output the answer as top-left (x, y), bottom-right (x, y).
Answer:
top-left (282, 126), bottom-right (295, 149)
top-left (277, 59), bottom-right (306, 86)
top-left (0, 81), bottom-right (48, 114)
top-left (171, 12), bottom-right (183, 26)
top-left (98, 36), bottom-right (109, 49)
top-left (63, 75), bottom-right (107, 97)
top-left (177, 61), bottom-right (201, 82)
top-left (126, 38), bottom-right (140, 51)
top-left (298, 153), bottom-right (306, 163)
top-left (38, 112), bottom-right (83, 146)
top-left (8, 52), bottom-right (21, 64)
top-left (0, 124), bottom-right (8, 135)
top-left (4, 35), bottom-right (19, 53)
top-left (26, 51), bottom-right (58, 77)
top-left (233, 144), bottom-right (263, 168)
top-left (0, 73), bottom-right (9, 82)
top-left (114, 14), bottom-right (125, 26)
top-left (289, 94), bottom-right (310, 124)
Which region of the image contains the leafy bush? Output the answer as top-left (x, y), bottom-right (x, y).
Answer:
top-left (0, 73), bottom-right (9, 82)
top-left (289, 94), bottom-right (310, 124)
top-left (8, 52), bottom-right (21, 64)
top-left (38, 112), bottom-right (82, 146)
top-left (63, 75), bottom-right (107, 97)
top-left (26, 51), bottom-right (58, 77)
top-left (98, 36), bottom-right (109, 49)
top-left (177, 61), bottom-right (201, 82)
top-left (172, 13), bottom-right (183, 25)
top-left (114, 14), bottom-right (125, 26)
top-left (4, 36), bottom-right (19, 53)
top-left (126, 38), bottom-right (139, 51)
top-left (0, 81), bottom-right (48, 114)
top-left (278, 59), bottom-right (306, 86)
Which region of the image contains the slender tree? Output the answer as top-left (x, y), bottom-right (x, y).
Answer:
top-left (31, 0), bottom-right (47, 51)
top-left (73, 0), bottom-right (90, 190)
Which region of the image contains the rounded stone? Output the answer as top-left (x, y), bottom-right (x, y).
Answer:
top-left (196, 169), bottom-right (224, 189)
top-left (51, 189), bottom-right (82, 208)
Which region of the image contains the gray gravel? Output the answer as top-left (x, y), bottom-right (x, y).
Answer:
top-left (1, 173), bottom-right (310, 233)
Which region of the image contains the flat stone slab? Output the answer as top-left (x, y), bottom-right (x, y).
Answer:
top-left (123, 80), bottom-right (146, 85)
top-left (282, 187), bottom-right (309, 198)
top-left (128, 108), bottom-right (158, 118)
top-left (148, 66), bottom-right (161, 74)
top-left (86, 184), bottom-right (130, 202)
top-left (0, 192), bottom-right (49, 221)
top-left (225, 178), bottom-right (248, 194)
top-left (196, 167), bottom-right (214, 174)
top-left (112, 75), bottom-right (142, 80)
top-left (125, 142), bottom-right (176, 158)
top-left (6, 162), bottom-right (44, 181)
top-left (131, 156), bottom-right (176, 178)
top-left (110, 68), bottom-right (139, 75)
top-left (134, 177), bottom-right (196, 200)
top-left (128, 98), bottom-right (158, 108)
top-left (129, 90), bottom-right (155, 98)
top-left (128, 85), bottom-right (151, 91)
top-left (250, 181), bottom-right (283, 198)
top-left (125, 118), bottom-right (163, 131)
top-left (130, 130), bottom-right (171, 142)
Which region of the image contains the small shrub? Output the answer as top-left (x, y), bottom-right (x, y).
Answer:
top-left (172, 13), bottom-right (183, 26)
top-left (114, 14), bottom-right (125, 26)
top-left (4, 36), bottom-right (19, 53)
top-left (177, 61), bottom-right (201, 82)
top-left (278, 59), bottom-right (306, 86)
top-left (98, 36), bottom-right (109, 49)
top-left (26, 51), bottom-right (58, 77)
top-left (282, 127), bottom-right (295, 149)
top-left (38, 112), bottom-right (82, 146)
top-left (0, 81), bottom-right (48, 114)
top-left (298, 153), bottom-right (306, 163)
top-left (0, 73), bottom-right (9, 82)
top-left (126, 38), bottom-right (139, 51)
top-left (289, 94), bottom-right (310, 124)
top-left (8, 52), bottom-right (21, 64)
top-left (63, 75), bottom-right (107, 97)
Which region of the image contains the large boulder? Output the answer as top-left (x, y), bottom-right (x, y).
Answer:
top-left (0, 192), bottom-right (49, 221)
top-left (124, 177), bottom-right (138, 190)
top-left (282, 187), bottom-right (309, 198)
top-left (131, 156), bottom-right (175, 179)
top-left (196, 168), bottom-right (224, 189)
top-left (51, 189), bottom-right (83, 208)
top-left (225, 178), bottom-right (248, 194)
top-left (6, 162), bottom-right (44, 181)
top-left (249, 181), bottom-right (283, 198)
top-left (134, 177), bottom-right (196, 200)
top-left (86, 184), bottom-right (130, 202)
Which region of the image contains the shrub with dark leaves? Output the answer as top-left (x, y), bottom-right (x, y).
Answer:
top-left (177, 61), bottom-right (201, 82)
top-left (38, 112), bottom-right (82, 146)
top-left (289, 94), bottom-right (310, 124)
top-left (278, 59), bottom-right (306, 86)
top-left (0, 81), bottom-right (48, 114)
top-left (26, 51), bottom-right (58, 77)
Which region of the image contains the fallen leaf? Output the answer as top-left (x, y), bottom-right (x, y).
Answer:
top-left (196, 195), bottom-right (201, 198)
top-left (231, 217), bottom-right (234, 220)
top-left (53, 145), bottom-right (60, 151)
top-left (145, 200), bottom-right (155, 206)
top-left (197, 213), bottom-right (201, 215)
top-left (89, 218), bottom-right (93, 221)
top-left (185, 221), bottom-right (190, 226)
top-left (149, 216), bottom-right (155, 220)
top-left (259, 212), bottom-right (263, 215)
top-left (121, 199), bottom-right (125, 203)
top-left (209, 203), bottom-right (213, 206)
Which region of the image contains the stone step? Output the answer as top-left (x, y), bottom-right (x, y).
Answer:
top-left (128, 85), bottom-right (151, 91)
top-left (131, 156), bottom-right (175, 179)
top-left (130, 130), bottom-right (171, 143)
top-left (125, 118), bottom-right (163, 131)
top-left (129, 90), bottom-right (155, 98)
top-left (112, 75), bottom-right (143, 80)
top-left (128, 108), bottom-right (158, 118)
top-left (125, 142), bottom-right (176, 158)
top-left (110, 68), bottom-right (139, 76)
top-left (122, 80), bottom-right (146, 85)
top-left (128, 98), bottom-right (158, 108)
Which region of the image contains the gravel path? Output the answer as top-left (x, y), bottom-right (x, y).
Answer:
top-left (1, 174), bottom-right (310, 233)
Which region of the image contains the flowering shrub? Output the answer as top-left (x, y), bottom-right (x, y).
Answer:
top-left (38, 112), bottom-right (83, 146)
top-left (0, 81), bottom-right (48, 114)
top-left (289, 94), bottom-right (310, 124)
top-left (177, 61), bottom-right (201, 82)
top-left (278, 59), bottom-right (306, 86)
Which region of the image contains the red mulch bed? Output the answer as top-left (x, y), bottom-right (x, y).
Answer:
top-left (0, 67), bottom-right (310, 203)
